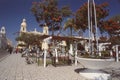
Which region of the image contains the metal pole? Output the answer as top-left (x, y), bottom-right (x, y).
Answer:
top-left (90, 0), bottom-right (94, 54)
top-left (93, 0), bottom-right (99, 55)
top-left (88, 0), bottom-right (91, 54)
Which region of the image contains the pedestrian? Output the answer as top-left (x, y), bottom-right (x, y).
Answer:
top-left (9, 47), bottom-right (13, 54)
top-left (16, 48), bottom-right (18, 54)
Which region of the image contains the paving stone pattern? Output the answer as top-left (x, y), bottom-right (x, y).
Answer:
top-left (0, 54), bottom-right (86, 80)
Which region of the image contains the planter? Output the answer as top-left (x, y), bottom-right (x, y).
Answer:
top-left (75, 57), bottom-right (115, 79)
top-left (52, 56), bottom-right (71, 67)
top-left (76, 56), bottom-right (115, 69)
top-left (78, 68), bottom-right (111, 80)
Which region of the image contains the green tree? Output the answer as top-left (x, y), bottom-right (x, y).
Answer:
top-left (16, 32), bottom-right (41, 47)
top-left (75, 2), bottom-right (109, 33)
top-left (31, 0), bottom-right (72, 36)
top-left (101, 15), bottom-right (120, 45)
top-left (75, 2), bottom-right (109, 54)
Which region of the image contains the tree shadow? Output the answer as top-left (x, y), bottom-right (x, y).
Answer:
top-left (74, 68), bottom-right (87, 73)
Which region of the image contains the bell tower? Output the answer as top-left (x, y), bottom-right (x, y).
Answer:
top-left (20, 18), bottom-right (27, 32)
top-left (17, 19), bottom-right (27, 48)
top-left (43, 23), bottom-right (49, 35)
top-left (1, 26), bottom-right (6, 36)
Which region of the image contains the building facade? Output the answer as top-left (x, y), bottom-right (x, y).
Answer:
top-left (17, 18), bottom-right (49, 49)
top-left (0, 26), bottom-right (8, 49)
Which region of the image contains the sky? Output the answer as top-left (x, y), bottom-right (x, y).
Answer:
top-left (0, 0), bottom-right (120, 46)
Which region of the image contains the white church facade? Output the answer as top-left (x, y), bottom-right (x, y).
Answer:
top-left (17, 18), bottom-right (49, 49)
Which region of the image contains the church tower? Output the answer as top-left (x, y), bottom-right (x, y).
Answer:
top-left (17, 19), bottom-right (27, 49)
top-left (0, 26), bottom-right (6, 37)
top-left (20, 18), bottom-right (27, 33)
top-left (1, 26), bottom-right (6, 36)
top-left (43, 23), bottom-right (49, 35)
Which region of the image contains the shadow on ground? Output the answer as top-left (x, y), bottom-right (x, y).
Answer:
top-left (75, 67), bottom-right (120, 80)
top-left (74, 68), bottom-right (87, 73)
top-left (103, 68), bottom-right (120, 80)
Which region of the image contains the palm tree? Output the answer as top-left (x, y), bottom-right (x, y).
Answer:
top-left (64, 18), bottom-right (77, 37)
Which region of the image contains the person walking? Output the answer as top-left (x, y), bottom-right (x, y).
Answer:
top-left (9, 47), bottom-right (13, 54)
top-left (16, 48), bottom-right (18, 54)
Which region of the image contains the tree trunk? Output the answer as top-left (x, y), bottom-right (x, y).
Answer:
top-left (70, 27), bottom-right (72, 37)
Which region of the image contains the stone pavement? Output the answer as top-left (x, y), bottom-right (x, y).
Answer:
top-left (0, 50), bottom-right (9, 60)
top-left (1, 53), bottom-right (120, 80)
top-left (0, 53), bottom-right (86, 80)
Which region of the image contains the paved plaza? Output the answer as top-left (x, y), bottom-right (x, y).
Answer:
top-left (0, 50), bottom-right (9, 60)
top-left (0, 53), bottom-right (120, 80)
top-left (0, 53), bottom-right (86, 80)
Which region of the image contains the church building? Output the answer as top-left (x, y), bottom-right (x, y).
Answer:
top-left (0, 26), bottom-right (10, 49)
top-left (17, 18), bottom-right (49, 49)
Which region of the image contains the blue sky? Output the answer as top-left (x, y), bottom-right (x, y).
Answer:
top-left (0, 0), bottom-right (120, 46)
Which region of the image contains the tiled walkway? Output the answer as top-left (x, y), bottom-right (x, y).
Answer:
top-left (0, 53), bottom-right (86, 80)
